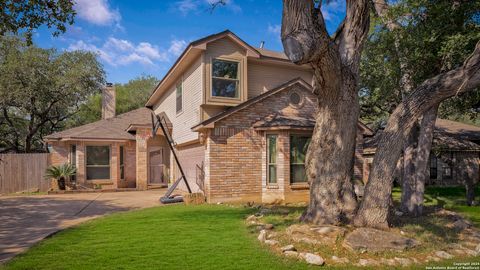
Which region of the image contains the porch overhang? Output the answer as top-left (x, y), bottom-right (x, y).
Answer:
top-left (45, 137), bottom-right (131, 143)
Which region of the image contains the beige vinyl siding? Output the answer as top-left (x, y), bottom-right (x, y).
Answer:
top-left (172, 143), bottom-right (205, 193)
top-left (154, 55), bottom-right (203, 145)
top-left (247, 62), bottom-right (313, 98)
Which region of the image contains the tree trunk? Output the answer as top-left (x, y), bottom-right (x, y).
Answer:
top-left (400, 106), bottom-right (438, 216)
top-left (280, 0), bottom-right (370, 225)
top-left (301, 71), bottom-right (359, 224)
top-left (465, 177), bottom-right (475, 206)
top-left (462, 155), bottom-right (477, 206)
top-left (25, 135), bottom-right (33, 153)
top-left (355, 42), bottom-right (480, 228)
top-left (400, 122), bottom-right (420, 214)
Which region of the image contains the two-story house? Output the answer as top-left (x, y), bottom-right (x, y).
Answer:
top-left (45, 30), bottom-right (372, 203)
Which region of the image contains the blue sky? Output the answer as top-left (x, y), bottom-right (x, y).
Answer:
top-left (34, 0), bottom-right (345, 84)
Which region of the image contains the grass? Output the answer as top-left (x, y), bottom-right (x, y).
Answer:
top-left (392, 186), bottom-right (480, 227)
top-left (2, 205), bottom-right (313, 270)
top-left (2, 187), bottom-right (479, 270)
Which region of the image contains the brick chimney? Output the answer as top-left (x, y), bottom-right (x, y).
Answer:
top-left (102, 83), bottom-right (116, 119)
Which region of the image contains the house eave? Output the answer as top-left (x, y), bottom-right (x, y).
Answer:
top-left (48, 137), bottom-right (132, 142)
top-left (253, 126), bottom-right (314, 131)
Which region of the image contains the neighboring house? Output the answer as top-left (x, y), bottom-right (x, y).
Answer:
top-left (362, 118), bottom-right (480, 186)
top-left (45, 30), bottom-right (372, 203)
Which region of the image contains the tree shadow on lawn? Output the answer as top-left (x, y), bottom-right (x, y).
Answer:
top-left (390, 205), bottom-right (461, 248)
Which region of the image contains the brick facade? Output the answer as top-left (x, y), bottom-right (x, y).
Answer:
top-left (204, 83), bottom-right (366, 203)
top-left (48, 140), bottom-right (137, 190)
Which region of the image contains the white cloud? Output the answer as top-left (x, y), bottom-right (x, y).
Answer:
top-left (68, 40), bottom-right (114, 64)
top-left (177, 0), bottom-right (199, 15)
top-left (174, 0), bottom-right (241, 16)
top-left (268, 24), bottom-right (281, 35)
top-left (168, 39), bottom-right (187, 56)
top-left (136, 42), bottom-right (167, 60)
top-left (68, 37), bottom-right (183, 67)
top-left (74, 0), bottom-right (121, 27)
top-left (104, 37), bottom-right (134, 52)
top-left (118, 53), bottom-right (154, 66)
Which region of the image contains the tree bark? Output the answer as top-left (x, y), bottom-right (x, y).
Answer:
top-left (462, 155), bottom-right (477, 206)
top-left (355, 42), bottom-right (480, 228)
top-left (465, 178), bottom-right (475, 206)
top-left (301, 71), bottom-right (359, 224)
top-left (400, 122), bottom-right (420, 213)
top-left (401, 106), bottom-right (438, 216)
top-left (281, 0), bottom-right (370, 225)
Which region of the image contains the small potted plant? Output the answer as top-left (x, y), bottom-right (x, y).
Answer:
top-left (45, 163), bottom-right (76, 191)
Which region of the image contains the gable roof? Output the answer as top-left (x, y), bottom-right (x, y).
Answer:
top-left (433, 131), bottom-right (480, 150)
top-left (45, 108), bottom-right (153, 141)
top-left (363, 119), bottom-right (480, 153)
top-left (145, 30), bottom-right (300, 107)
top-left (191, 77), bottom-right (312, 131)
top-left (435, 118), bottom-right (480, 141)
top-left (255, 47), bottom-right (289, 60)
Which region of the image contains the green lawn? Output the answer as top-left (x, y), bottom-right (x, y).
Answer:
top-left (2, 187), bottom-right (479, 270)
top-left (2, 205), bottom-right (313, 270)
top-left (392, 186), bottom-right (480, 227)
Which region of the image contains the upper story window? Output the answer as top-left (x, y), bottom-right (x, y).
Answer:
top-left (212, 59), bottom-right (239, 98)
top-left (176, 81), bottom-right (182, 114)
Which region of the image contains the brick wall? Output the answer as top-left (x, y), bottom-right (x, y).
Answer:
top-left (354, 131), bottom-right (364, 182)
top-left (136, 128), bottom-right (150, 190)
top-left (205, 84), bottom-right (367, 203)
top-left (205, 86), bottom-right (316, 202)
top-left (49, 140), bottom-right (136, 190)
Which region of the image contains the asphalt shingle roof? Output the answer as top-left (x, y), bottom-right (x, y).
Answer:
top-left (363, 118), bottom-right (480, 152)
top-left (45, 107), bottom-right (153, 141)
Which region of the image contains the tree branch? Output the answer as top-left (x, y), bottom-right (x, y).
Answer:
top-left (281, 0), bottom-right (332, 64)
top-left (334, 0), bottom-right (370, 71)
top-left (355, 41), bottom-right (480, 228)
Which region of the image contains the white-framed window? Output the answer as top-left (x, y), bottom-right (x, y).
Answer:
top-left (70, 144), bottom-right (77, 183)
top-left (176, 81), bottom-right (183, 114)
top-left (267, 134), bottom-right (278, 184)
top-left (211, 58), bottom-right (240, 98)
top-left (86, 145), bottom-right (110, 180)
top-left (120, 145), bottom-right (125, 180)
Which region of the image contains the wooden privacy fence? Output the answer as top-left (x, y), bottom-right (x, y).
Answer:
top-left (0, 153), bottom-right (50, 194)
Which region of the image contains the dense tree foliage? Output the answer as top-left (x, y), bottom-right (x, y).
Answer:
top-left (0, 36), bottom-right (104, 152)
top-left (0, 0), bottom-right (75, 44)
top-left (360, 0), bottom-right (480, 127)
top-left (68, 75), bottom-right (159, 127)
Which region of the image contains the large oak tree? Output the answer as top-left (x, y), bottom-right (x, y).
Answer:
top-left (0, 36), bottom-right (105, 153)
top-left (355, 41), bottom-right (480, 228)
top-left (1, 0), bottom-right (75, 44)
top-left (279, 0), bottom-right (480, 227)
top-left (361, 0), bottom-right (480, 215)
top-left (280, 0), bottom-right (370, 224)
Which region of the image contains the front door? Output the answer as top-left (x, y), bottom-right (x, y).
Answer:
top-left (149, 148), bottom-right (166, 185)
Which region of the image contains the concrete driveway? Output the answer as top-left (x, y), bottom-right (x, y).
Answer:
top-left (0, 190), bottom-right (166, 263)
